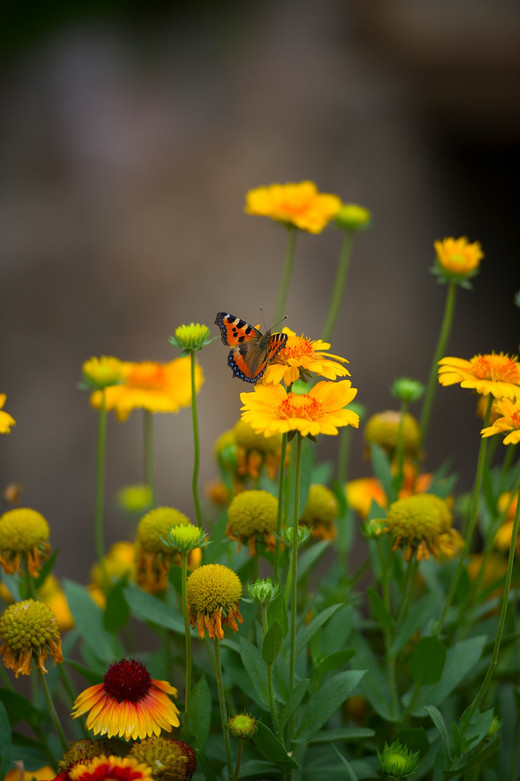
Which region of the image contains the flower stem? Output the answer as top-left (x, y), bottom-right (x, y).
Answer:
top-left (190, 350), bottom-right (202, 527)
top-left (462, 467), bottom-right (520, 731)
top-left (213, 637), bottom-right (233, 778)
top-left (181, 551), bottom-right (192, 735)
top-left (143, 410), bottom-right (156, 506)
top-left (419, 280), bottom-right (457, 449)
top-left (94, 391), bottom-right (108, 587)
top-left (36, 665), bottom-right (68, 752)
top-left (232, 739), bottom-right (244, 781)
top-left (274, 227), bottom-right (297, 325)
top-left (274, 434), bottom-right (288, 581)
top-left (321, 230), bottom-right (353, 343)
top-left (288, 433), bottom-right (303, 742)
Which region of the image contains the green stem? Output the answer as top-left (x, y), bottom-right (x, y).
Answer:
top-left (274, 434), bottom-right (288, 581)
top-left (94, 391), bottom-right (108, 588)
top-left (395, 556), bottom-right (418, 626)
top-left (336, 426), bottom-right (352, 486)
top-left (232, 739), bottom-right (244, 781)
top-left (181, 552), bottom-right (192, 735)
top-left (190, 351), bottom-right (202, 527)
top-left (419, 281), bottom-right (457, 449)
top-left (321, 231), bottom-right (353, 343)
top-left (274, 228), bottom-right (297, 324)
top-left (462, 468), bottom-right (520, 731)
top-left (434, 404), bottom-right (491, 637)
top-left (213, 637), bottom-right (233, 778)
top-left (36, 666), bottom-right (68, 752)
top-left (143, 410), bottom-right (156, 506)
top-left (288, 433), bottom-right (303, 742)
top-left (393, 401), bottom-right (409, 496)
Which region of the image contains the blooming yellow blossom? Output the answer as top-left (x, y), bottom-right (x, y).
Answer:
top-left (438, 353), bottom-right (520, 400)
top-left (245, 181), bottom-right (341, 234)
top-left (240, 380), bottom-right (359, 438)
top-left (434, 236), bottom-right (484, 277)
top-left (262, 328), bottom-right (350, 386)
top-left (481, 397), bottom-right (520, 444)
top-left (0, 395), bottom-right (15, 434)
top-left (68, 755), bottom-right (153, 781)
top-left (90, 358), bottom-right (203, 422)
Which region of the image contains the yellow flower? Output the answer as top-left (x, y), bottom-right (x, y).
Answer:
top-left (90, 541), bottom-right (136, 592)
top-left (169, 322), bottom-right (213, 352)
top-left (0, 395), bottom-right (15, 434)
top-left (130, 737), bottom-right (197, 781)
top-left (0, 508), bottom-right (50, 577)
top-left (346, 467), bottom-right (433, 518)
top-left (300, 484), bottom-right (339, 540)
top-left (385, 493), bottom-right (461, 562)
top-left (72, 658), bottom-right (180, 740)
top-left (81, 356), bottom-right (125, 390)
top-left (38, 574), bottom-right (74, 632)
top-left (226, 490), bottom-right (278, 554)
top-left (135, 507), bottom-right (193, 593)
top-left (262, 328), bottom-right (350, 386)
top-left (364, 411), bottom-right (420, 458)
top-left (493, 492), bottom-right (520, 553)
top-left (186, 563), bottom-right (243, 640)
top-left (481, 397), bottom-right (520, 445)
top-left (434, 236), bottom-right (484, 277)
top-left (4, 766), bottom-right (55, 781)
top-left (91, 358), bottom-right (203, 422)
top-left (0, 599), bottom-right (63, 677)
top-left (68, 755), bottom-right (153, 781)
top-left (240, 380), bottom-right (359, 438)
top-left (116, 484), bottom-right (154, 516)
top-left (245, 181), bottom-right (341, 234)
top-left (438, 353), bottom-right (520, 400)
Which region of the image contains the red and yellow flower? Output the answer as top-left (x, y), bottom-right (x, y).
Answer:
top-left (263, 328), bottom-right (350, 386)
top-left (481, 397), bottom-right (520, 445)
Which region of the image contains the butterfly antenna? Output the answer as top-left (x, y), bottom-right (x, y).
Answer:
top-left (272, 315), bottom-right (288, 331)
top-left (259, 306), bottom-right (267, 331)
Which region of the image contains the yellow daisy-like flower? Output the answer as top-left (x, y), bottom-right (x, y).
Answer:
top-left (0, 599), bottom-right (63, 677)
top-left (81, 356), bottom-right (125, 391)
top-left (493, 492), bottom-right (520, 553)
top-left (385, 493), bottom-right (462, 562)
top-left (245, 181), bottom-right (341, 234)
top-left (0, 508), bottom-right (50, 577)
top-left (135, 507), bottom-right (197, 593)
top-left (130, 737), bottom-right (197, 781)
top-left (186, 563), bottom-right (243, 641)
top-left (226, 490), bottom-right (278, 554)
top-left (262, 328), bottom-right (350, 386)
top-left (4, 766), bottom-right (55, 781)
top-left (38, 574), bottom-right (75, 632)
top-left (90, 358), bottom-right (204, 422)
top-left (438, 353), bottom-right (520, 401)
top-left (72, 658), bottom-right (180, 740)
top-left (68, 755), bottom-right (153, 781)
top-left (346, 468), bottom-right (433, 518)
top-left (240, 380), bottom-right (359, 438)
top-left (90, 541), bottom-right (136, 595)
top-left (300, 484), bottom-right (339, 541)
top-left (0, 395), bottom-right (15, 434)
top-left (481, 397), bottom-right (520, 444)
top-left (434, 236), bottom-right (484, 277)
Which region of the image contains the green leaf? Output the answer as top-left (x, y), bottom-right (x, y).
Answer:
top-left (367, 586), bottom-right (394, 631)
top-left (262, 621), bottom-right (284, 664)
top-left (410, 636), bottom-right (446, 686)
top-left (278, 678), bottom-right (310, 731)
top-left (392, 727), bottom-right (430, 757)
top-left (459, 707), bottom-right (494, 750)
top-left (332, 744), bottom-right (359, 781)
top-left (297, 540), bottom-right (330, 582)
top-left (293, 669), bottom-right (366, 743)
top-left (267, 592), bottom-right (288, 634)
top-left (195, 749), bottom-right (217, 781)
top-left (103, 578), bottom-right (130, 633)
top-left (348, 630), bottom-right (397, 721)
top-left (253, 722), bottom-right (298, 770)
top-left (295, 603), bottom-right (343, 656)
top-left (63, 579), bottom-right (116, 663)
top-left (10, 733), bottom-right (50, 772)
top-left (309, 726), bottom-right (375, 743)
top-left (123, 585), bottom-right (187, 634)
top-left (370, 443), bottom-right (395, 503)
top-left (424, 705), bottom-right (452, 761)
top-left (0, 701), bottom-right (12, 780)
top-left (390, 594), bottom-right (439, 658)
top-left (190, 675), bottom-right (212, 751)
top-left (0, 689), bottom-right (43, 727)
top-left (443, 735), bottom-right (501, 778)
top-left (316, 648), bottom-right (356, 675)
top-left (239, 637), bottom-right (269, 708)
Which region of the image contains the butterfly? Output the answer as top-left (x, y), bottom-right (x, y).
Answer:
top-left (215, 312), bottom-right (288, 383)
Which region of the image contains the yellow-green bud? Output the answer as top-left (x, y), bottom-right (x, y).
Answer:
top-left (169, 323), bottom-right (214, 353)
top-left (390, 377), bottom-right (425, 404)
top-left (378, 740), bottom-right (420, 779)
top-left (281, 525), bottom-right (311, 547)
top-left (167, 523), bottom-right (207, 553)
top-left (335, 203), bottom-right (372, 232)
top-left (247, 577), bottom-right (281, 604)
top-left (228, 713), bottom-right (258, 740)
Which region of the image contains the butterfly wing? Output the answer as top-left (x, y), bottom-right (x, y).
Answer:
top-left (267, 332), bottom-right (287, 362)
top-left (215, 313), bottom-right (262, 347)
top-left (215, 313), bottom-right (288, 383)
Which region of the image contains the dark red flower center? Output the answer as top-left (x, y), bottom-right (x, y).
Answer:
top-left (104, 658), bottom-right (152, 703)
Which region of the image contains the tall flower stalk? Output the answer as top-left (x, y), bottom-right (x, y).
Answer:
top-left (275, 227), bottom-right (297, 325)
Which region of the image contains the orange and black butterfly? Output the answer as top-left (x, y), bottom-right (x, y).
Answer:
top-left (215, 313), bottom-right (287, 384)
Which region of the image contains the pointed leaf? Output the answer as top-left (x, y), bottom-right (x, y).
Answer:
top-left (262, 621), bottom-right (284, 664)
top-left (0, 701), bottom-right (12, 779)
top-left (293, 670), bottom-right (366, 742)
top-left (443, 735), bottom-right (501, 778)
top-left (297, 540), bottom-right (330, 581)
top-left (390, 594), bottom-right (438, 658)
top-left (239, 637), bottom-right (269, 708)
top-left (103, 578), bottom-right (130, 632)
top-left (295, 603), bottom-right (343, 656)
top-left (278, 678), bottom-right (310, 731)
top-left (268, 592), bottom-right (288, 634)
top-left (410, 636), bottom-right (446, 686)
top-left (316, 648), bottom-right (356, 675)
top-left (190, 675), bottom-right (212, 751)
top-left (424, 705), bottom-right (452, 761)
top-left (253, 722), bottom-right (298, 770)
top-left (63, 580), bottom-right (116, 663)
top-left (309, 727), bottom-right (375, 743)
top-left (367, 586), bottom-right (394, 631)
top-left (123, 585), bottom-right (187, 634)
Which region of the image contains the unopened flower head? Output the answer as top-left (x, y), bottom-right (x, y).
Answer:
top-left (233, 419), bottom-right (284, 480)
top-left (378, 740), bottom-right (420, 779)
top-left (169, 322), bottom-right (213, 353)
top-left (245, 180), bottom-right (341, 234)
top-left (262, 328), bottom-right (350, 386)
top-left (241, 380), bottom-right (359, 439)
top-left (390, 377), bottom-right (425, 404)
top-left (116, 484), bottom-right (154, 516)
top-left (0, 599), bottom-right (63, 677)
top-left (136, 507), bottom-right (193, 592)
top-left (68, 755), bottom-right (153, 781)
top-left (299, 484), bottom-right (339, 540)
top-left (80, 356), bottom-right (125, 391)
top-left (0, 508), bottom-right (50, 577)
top-left (335, 203), bottom-right (372, 232)
top-left (248, 577), bottom-right (281, 605)
top-left (362, 518), bottom-right (387, 539)
top-left (0, 395), bottom-right (16, 434)
top-left (438, 353), bottom-right (520, 401)
top-left (226, 490), bottom-right (278, 554)
top-left (130, 737), bottom-right (197, 781)
top-left (433, 236), bottom-right (484, 286)
top-left (385, 493), bottom-right (461, 562)
top-left (481, 397), bottom-right (520, 445)
top-left (364, 411), bottom-right (420, 458)
top-left (57, 739), bottom-right (114, 775)
top-left (71, 657), bottom-right (180, 740)
top-left (228, 713), bottom-right (258, 740)
top-left (186, 563), bottom-right (243, 640)
top-left (167, 523), bottom-right (207, 553)
top-left (281, 525), bottom-right (312, 547)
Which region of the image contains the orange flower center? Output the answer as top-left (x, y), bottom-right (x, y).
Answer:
top-left (472, 355), bottom-right (520, 383)
top-left (511, 411), bottom-right (520, 428)
top-left (127, 363), bottom-right (166, 390)
top-left (280, 337), bottom-right (315, 361)
top-left (280, 394), bottom-right (321, 420)
top-left (104, 659), bottom-right (152, 703)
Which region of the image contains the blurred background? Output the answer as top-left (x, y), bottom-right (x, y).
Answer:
top-left (1, 0), bottom-right (519, 582)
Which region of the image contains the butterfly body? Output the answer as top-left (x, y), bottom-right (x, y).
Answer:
top-left (215, 312), bottom-right (287, 383)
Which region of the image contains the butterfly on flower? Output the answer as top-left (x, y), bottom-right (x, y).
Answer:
top-left (215, 313), bottom-right (288, 384)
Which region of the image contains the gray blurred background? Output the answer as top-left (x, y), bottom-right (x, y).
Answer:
top-left (1, 0), bottom-right (519, 582)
